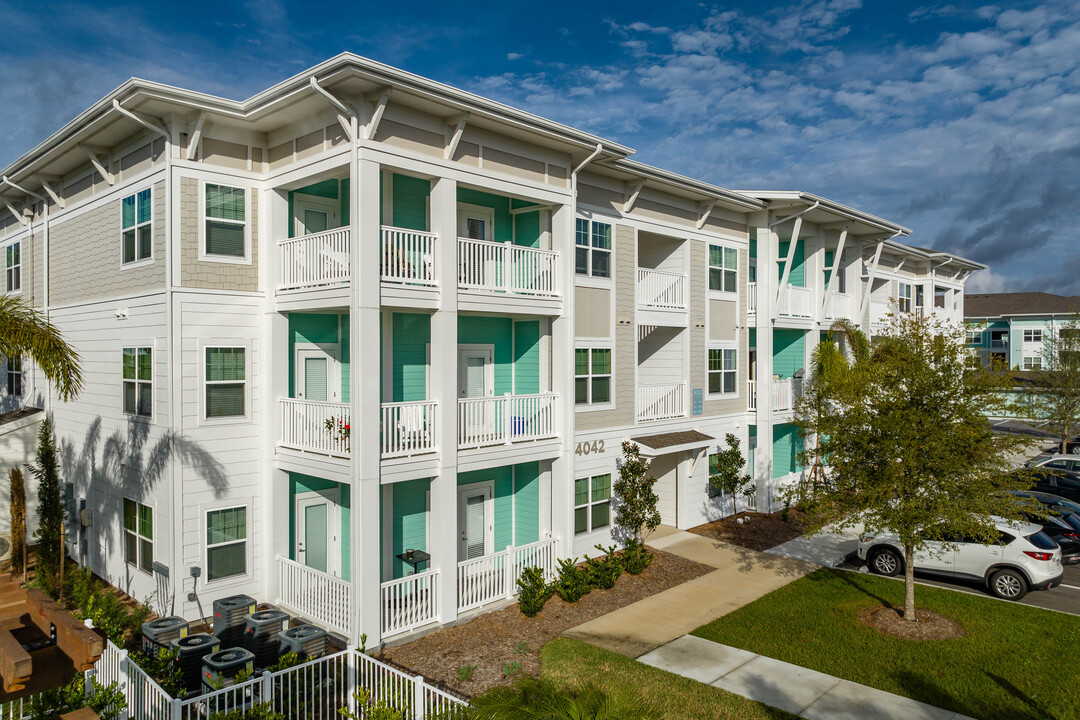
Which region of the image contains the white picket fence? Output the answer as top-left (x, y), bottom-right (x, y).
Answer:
top-left (637, 382), bottom-right (686, 421)
top-left (381, 401), bottom-right (438, 457)
top-left (457, 238), bottom-right (559, 296)
top-left (380, 569), bottom-right (441, 637)
top-left (277, 556), bottom-right (353, 638)
top-left (457, 393), bottom-right (558, 448)
top-left (637, 268), bottom-right (687, 309)
top-left (457, 537), bottom-right (558, 613)
top-left (280, 398), bottom-right (351, 457)
top-left (382, 226), bottom-right (438, 286)
top-left (279, 228), bottom-right (352, 291)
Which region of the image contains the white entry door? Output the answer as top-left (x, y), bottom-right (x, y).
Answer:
top-left (457, 483), bottom-right (493, 561)
top-left (296, 346), bottom-right (341, 402)
top-left (294, 195), bottom-right (339, 236)
top-left (458, 347), bottom-right (494, 399)
top-left (296, 489), bottom-right (340, 576)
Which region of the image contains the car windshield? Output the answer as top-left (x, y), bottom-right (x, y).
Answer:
top-left (1026, 531), bottom-right (1058, 550)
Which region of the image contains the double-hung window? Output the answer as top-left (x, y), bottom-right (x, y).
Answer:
top-left (965, 329), bottom-right (982, 345)
top-left (205, 348), bottom-right (246, 419)
top-left (707, 453), bottom-right (722, 498)
top-left (897, 283), bottom-right (913, 313)
top-left (1023, 329), bottom-right (1043, 343)
top-left (122, 347), bottom-right (152, 417)
top-left (5, 243), bottom-right (20, 292)
top-left (206, 506), bottom-right (246, 581)
top-left (204, 184), bottom-right (247, 258)
top-left (122, 189), bottom-right (153, 264)
top-left (709, 245), bottom-right (737, 292)
top-left (574, 473), bottom-right (611, 535)
top-left (123, 498), bottom-right (153, 574)
top-left (6, 356), bottom-right (21, 396)
top-left (1023, 356), bottom-right (1043, 371)
top-left (575, 219), bottom-right (611, 278)
top-left (708, 348), bottom-right (737, 395)
top-left (575, 348), bottom-right (611, 405)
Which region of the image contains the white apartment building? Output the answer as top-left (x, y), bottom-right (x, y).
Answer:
top-left (0, 54), bottom-right (981, 646)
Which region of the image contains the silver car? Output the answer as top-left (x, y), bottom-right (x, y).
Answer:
top-left (857, 517), bottom-right (1063, 600)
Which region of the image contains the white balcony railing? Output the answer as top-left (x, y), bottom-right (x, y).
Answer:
top-left (279, 227), bottom-right (351, 291)
top-left (637, 268), bottom-right (687, 310)
top-left (824, 292), bottom-right (854, 321)
top-left (457, 393), bottom-right (558, 449)
top-left (381, 401), bottom-right (437, 458)
top-left (748, 282), bottom-right (757, 314)
top-left (380, 569), bottom-right (440, 638)
top-left (382, 226), bottom-right (438, 286)
top-left (773, 378), bottom-right (794, 412)
top-left (778, 284), bottom-right (814, 318)
top-left (637, 382), bottom-right (687, 422)
top-left (276, 556), bottom-right (352, 638)
top-left (280, 398), bottom-right (351, 458)
top-left (457, 538), bottom-right (557, 613)
top-left (457, 238), bottom-right (559, 296)
top-left (747, 379), bottom-right (756, 410)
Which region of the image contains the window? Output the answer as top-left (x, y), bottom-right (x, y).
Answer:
top-left (206, 506), bottom-right (246, 581)
top-left (5, 243), bottom-right (20, 292)
top-left (205, 347), bottom-right (246, 418)
top-left (6, 356), bottom-right (21, 397)
top-left (575, 219), bottom-right (611, 278)
top-left (122, 189), bottom-right (152, 264)
top-left (575, 348), bottom-right (611, 405)
top-left (966, 329), bottom-right (983, 345)
top-left (897, 283), bottom-right (913, 313)
top-left (123, 499), bottom-right (153, 574)
top-left (122, 347), bottom-right (152, 417)
top-left (709, 245), bottom-right (738, 292)
top-left (204, 184), bottom-right (246, 258)
top-left (574, 474), bottom-right (611, 535)
top-left (708, 348), bottom-right (737, 395)
top-left (707, 453), bottom-right (722, 498)
top-left (1023, 329), bottom-right (1043, 343)
top-left (1023, 356), bottom-right (1043, 371)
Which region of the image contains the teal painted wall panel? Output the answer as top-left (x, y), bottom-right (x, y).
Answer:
top-left (393, 175), bottom-right (430, 231)
top-left (457, 188), bottom-right (512, 242)
top-left (772, 329), bottom-right (805, 379)
top-left (514, 462), bottom-right (541, 545)
top-left (777, 238), bottom-right (806, 287)
top-left (288, 473), bottom-right (351, 581)
top-left (749, 228), bottom-right (757, 259)
top-left (749, 328), bottom-right (756, 348)
top-left (391, 479), bottom-right (430, 579)
top-left (288, 313), bottom-right (348, 398)
top-left (288, 180), bottom-right (345, 239)
top-left (772, 424), bottom-right (803, 478)
top-left (392, 313), bottom-right (431, 402)
top-left (513, 321), bottom-right (541, 394)
top-left (512, 202), bottom-right (541, 247)
top-left (458, 316), bottom-right (514, 394)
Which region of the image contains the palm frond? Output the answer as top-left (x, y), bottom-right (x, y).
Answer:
top-left (0, 295), bottom-right (83, 401)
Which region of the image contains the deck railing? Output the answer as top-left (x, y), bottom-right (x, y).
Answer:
top-left (382, 226), bottom-right (438, 286)
top-left (773, 378), bottom-right (794, 412)
top-left (380, 569), bottom-right (440, 638)
top-left (279, 227), bottom-right (351, 291)
top-left (457, 393), bottom-right (558, 448)
top-left (637, 268), bottom-right (687, 309)
top-left (458, 238), bottom-right (559, 296)
top-left (748, 281), bottom-right (757, 313)
top-left (457, 537), bottom-right (558, 613)
top-left (637, 382), bottom-right (687, 422)
top-left (778, 284), bottom-right (814, 318)
top-left (276, 555), bottom-right (353, 638)
top-left (280, 398), bottom-right (351, 458)
top-left (747, 379), bottom-right (757, 411)
top-left (824, 291), bottom-right (854, 320)
top-left (381, 400), bottom-right (437, 458)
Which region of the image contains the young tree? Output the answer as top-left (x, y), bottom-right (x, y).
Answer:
top-left (30, 417), bottom-right (64, 595)
top-left (613, 442), bottom-right (660, 544)
top-left (0, 295), bottom-right (83, 401)
top-left (9, 468), bottom-right (26, 576)
top-left (708, 433), bottom-right (755, 508)
top-left (790, 311), bottom-right (1038, 621)
top-left (1026, 314), bottom-right (1080, 454)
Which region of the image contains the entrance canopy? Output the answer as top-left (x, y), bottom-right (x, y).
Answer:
top-left (631, 430), bottom-right (714, 457)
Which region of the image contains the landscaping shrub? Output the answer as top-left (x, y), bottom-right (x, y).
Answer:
top-left (30, 417), bottom-right (64, 597)
top-left (131, 647), bottom-right (185, 698)
top-left (516, 565), bottom-right (552, 617)
top-left (585, 544), bottom-right (622, 589)
top-left (208, 703), bottom-right (285, 720)
top-left (26, 674), bottom-right (126, 720)
top-left (553, 557), bottom-right (591, 603)
top-left (65, 565), bottom-right (151, 646)
top-left (620, 538), bottom-right (653, 575)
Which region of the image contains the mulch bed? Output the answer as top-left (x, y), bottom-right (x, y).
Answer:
top-left (860, 605), bottom-right (965, 641)
top-left (687, 510), bottom-right (807, 551)
top-left (378, 548), bottom-right (712, 697)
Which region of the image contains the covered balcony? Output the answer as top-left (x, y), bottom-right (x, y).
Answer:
top-left (823, 291), bottom-right (855, 322)
top-left (636, 230), bottom-right (687, 326)
top-left (636, 324), bottom-right (687, 422)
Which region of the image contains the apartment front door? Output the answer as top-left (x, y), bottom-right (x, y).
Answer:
top-left (293, 194), bottom-right (339, 236)
top-left (457, 483), bottom-right (493, 561)
top-left (295, 489), bottom-right (340, 576)
top-left (295, 346), bottom-right (341, 402)
top-left (458, 347), bottom-right (494, 399)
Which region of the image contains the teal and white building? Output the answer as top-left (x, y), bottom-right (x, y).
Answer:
top-left (965, 292), bottom-right (1080, 370)
top-left (0, 55), bottom-right (981, 646)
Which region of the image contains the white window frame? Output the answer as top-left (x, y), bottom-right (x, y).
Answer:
top-left (965, 329), bottom-right (983, 345)
top-left (708, 244), bottom-right (738, 294)
top-left (574, 472), bottom-right (612, 536)
top-left (203, 502), bottom-right (251, 585)
top-left (1023, 329), bottom-right (1043, 343)
top-left (897, 282), bottom-right (913, 314)
top-left (457, 203), bottom-right (495, 241)
top-left (1023, 356), bottom-right (1043, 371)
top-left (575, 218), bottom-right (612, 280)
top-left (6, 355), bottom-right (21, 397)
top-left (123, 498), bottom-right (154, 575)
top-left (707, 344), bottom-right (738, 397)
top-left (5, 241), bottom-right (21, 293)
top-left (120, 187), bottom-right (154, 267)
top-left (122, 346), bottom-right (153, 419)
top-left (200, 341), bottom-right (251, 425)
top-left (199, 181), bottom-right (251, 264)
top-left (575, 346), bottom-right (613, 408)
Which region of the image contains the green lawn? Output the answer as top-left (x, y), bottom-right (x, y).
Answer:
top-left (693, 568), bottom-right (1080, 720)
top-left (540, 638), bottom-right (798, 720)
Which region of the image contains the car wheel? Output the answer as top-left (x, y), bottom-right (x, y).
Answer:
top-left (869, 548), bottom-right (902, 577)
top-left (989, 569), bottom-right (1028, 601)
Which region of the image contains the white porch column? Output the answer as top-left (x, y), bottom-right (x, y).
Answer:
top-left (351, 153), bottom-right (382, 644)
top-left (549, 203), bottom-right (574, 554)
top-left (751, 212), bottom-right (775, 511)
top-left (429, 175), bottom-right (460, 624)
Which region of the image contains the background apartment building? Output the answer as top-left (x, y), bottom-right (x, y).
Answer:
top-left (0, 54), bottom-right (979, 645)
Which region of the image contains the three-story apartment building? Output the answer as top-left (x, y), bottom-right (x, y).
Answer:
top-left (0, 54), bottom-right (980, 645)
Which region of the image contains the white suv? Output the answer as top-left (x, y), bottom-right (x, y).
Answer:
top-left (857, 517), bottom-right (1063, 600)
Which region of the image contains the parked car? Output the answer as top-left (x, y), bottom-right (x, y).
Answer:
top-left (858, 517), bottom-right (1063, 600)
top-left (1009, 468), bottom-right (1080, 503)
top-left (1011, 490), bottom-right (1080, 564)
top-left (1017, 489), bottom-right (1080, 516)
top-left (1024, 454), bottom-right (1080, 473)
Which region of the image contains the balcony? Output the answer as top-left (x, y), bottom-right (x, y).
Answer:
top-left (278, 398), bottom-right (438, 460)
top-left (747, 378), bottom-right (797, 413)
top-left (276, 556), bottom-right (353, 638)
top-left (748, 282), bottom-right (757, 314)
top-left (637, 268), bottom-right (687, 310)
top-left (457, 238), bottom-right (559, 297)
top-left (824, 292), bottom-right (854, 321)
top-left (637, 382), bottom-right (687, 422)
top-left (778, 285), bottom-right (814, 319)
top-left (457, 393), bottom-right (559, 449)
top-left (457, 537), bottom-right (557, 614)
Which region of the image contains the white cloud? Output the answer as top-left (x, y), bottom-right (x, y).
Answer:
top-left (965, 269), bottom-right (1011, 294)
top-left (507, 52), bottom-right (523, 60)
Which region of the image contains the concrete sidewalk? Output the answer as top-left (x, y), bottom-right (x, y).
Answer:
top-left (560, 530), bottom-right (816, 657)
top-left (639, 635), bottom-right (976, 720)
top-left (764, 524), bottom-right (863, 567)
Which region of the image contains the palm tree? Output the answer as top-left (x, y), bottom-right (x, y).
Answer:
top-left (0, 295), bottom-right (82, 402)
top-left (467, 676), bottom-right (660, 720)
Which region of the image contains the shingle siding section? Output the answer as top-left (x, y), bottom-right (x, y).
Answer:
top-left (179, 176), bottom-right (260, 292)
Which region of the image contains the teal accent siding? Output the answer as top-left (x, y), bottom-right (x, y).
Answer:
top-left (777, 238), bottom-right (806, 287)
top-left (288, 180), bottom-right (345, 239)
top-left (390, 479), bottom-right (430, 579)
top-left (340, 316), bottom-right (350, 403)
top-left (457, 188), bottom-right (513, 243)
top-left (824, 250), bottom-right (834, 286)
top-left (772, 329), bottom-right (805, 379)
top-left (392, 313), bottom-right (431, 402)
top-left (513, 321), bottom-right (541, 395)
top-left (749, 328), bottom-right (756, 348)
top-left (288, 313), bottom-right (348, 398)
top-left (393, 175), bottom-right (430, 230)
top-left (514, 462), bottom-right (541, 545)
top-left (749, 228), bottom-right (757, 259)
top-left (458, 316), bottom-right (515, 394)
top-left (288, 473), bottom-right (351, 581)
top-left (511, 200), bottom-right (541, 247)
top-left (340, 179), bottom-right (349, 226)
top-left (772, 424), bottom-right (803, 478)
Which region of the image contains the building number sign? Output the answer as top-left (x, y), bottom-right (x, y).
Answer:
top-left (574, 439), bottom-right (606, 456)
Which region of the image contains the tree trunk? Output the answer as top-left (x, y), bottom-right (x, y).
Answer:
top-left (903, 544), bottom-right (916, 621)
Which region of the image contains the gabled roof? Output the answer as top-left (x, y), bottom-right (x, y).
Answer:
top-left (965, 293), bottom-right (1080, 319)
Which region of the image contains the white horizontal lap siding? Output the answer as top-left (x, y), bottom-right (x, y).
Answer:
top-left (178, 293), bottom-right (263, 612)
top-left (47, 295), bottom-right (171, 605)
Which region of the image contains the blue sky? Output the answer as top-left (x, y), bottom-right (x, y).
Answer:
top-left (2, 0), bottom-right (1076, 294)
